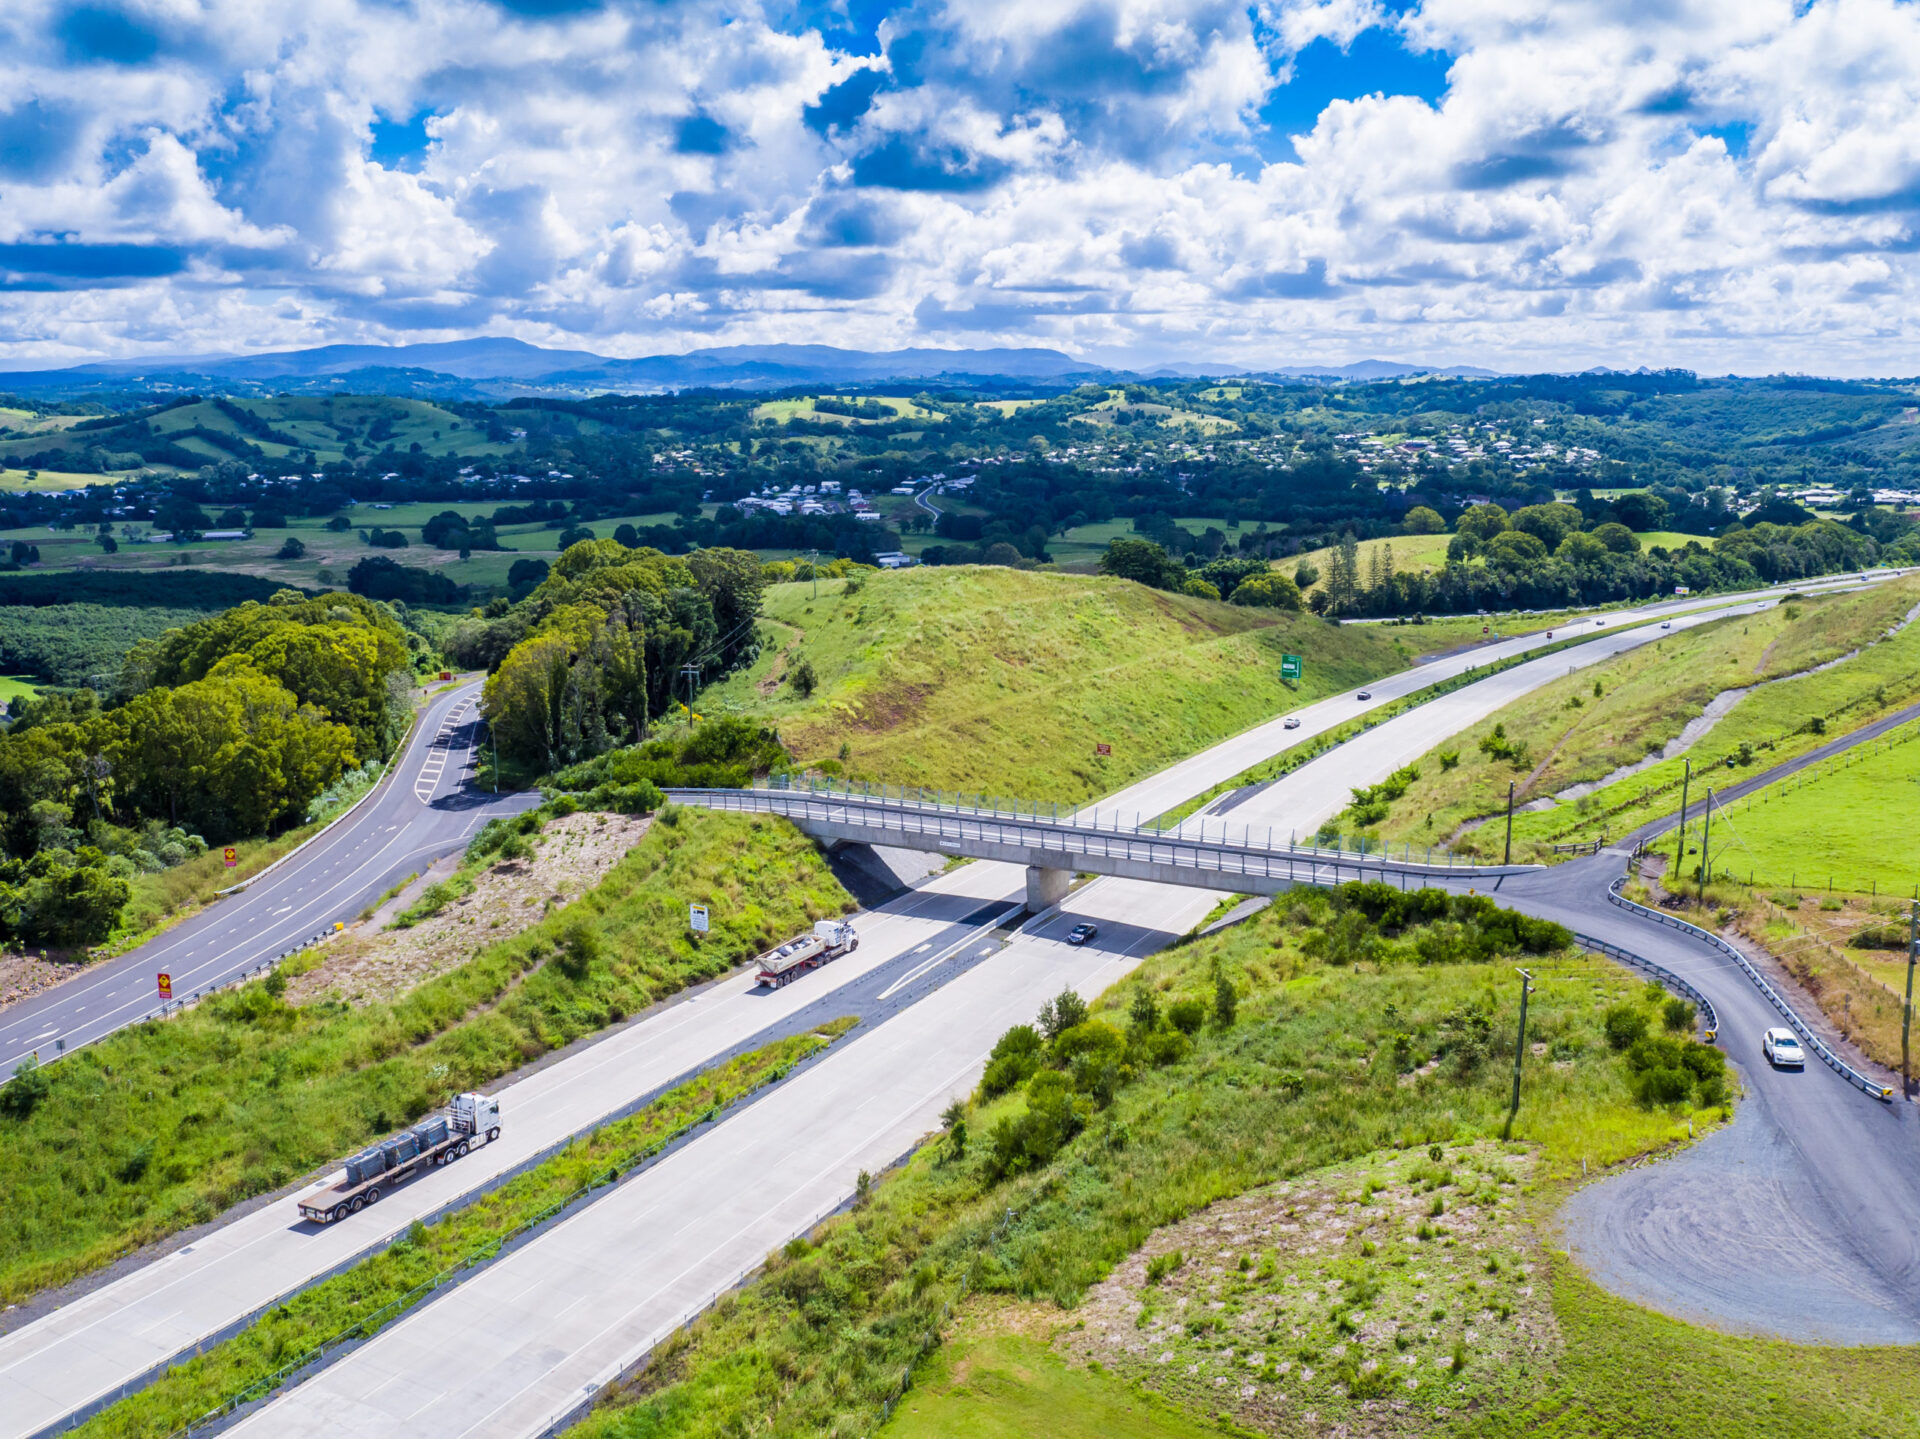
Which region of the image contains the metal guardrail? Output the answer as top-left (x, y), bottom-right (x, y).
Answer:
top-left (1571, 931), bottom-right (1719, 1042)
top-left (1606, 878), bottom-right (1893, 1102)
top-left (668, 785), bottom-right (1542, 886)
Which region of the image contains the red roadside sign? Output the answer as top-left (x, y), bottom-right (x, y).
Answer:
top-left (439, 670), bottom-right (452, 681)
top-left (223, 846), bottom-right (237, 867)
top-left (1095, 743), bottom-right (1112, 756)
top-left (157, 972), bottom-right (172, 1001)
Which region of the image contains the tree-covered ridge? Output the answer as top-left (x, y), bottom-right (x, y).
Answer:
top-left (0, 590), bottom-right (418, 947)
top-left (456, 541), bottom-right (766, 771)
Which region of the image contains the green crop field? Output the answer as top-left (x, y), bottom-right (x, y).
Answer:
top-left (1341, 577), bottom-right (1920, 859)
top-left (1702, 723), bottom-right (1920, 895)
top-left (704, 567), bottom-right (1432, 801)
top-left (751, 396), bottom-right (943, 425)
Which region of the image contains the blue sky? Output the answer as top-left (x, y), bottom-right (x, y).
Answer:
top-left (1, 0), bottom-right (1919, 372)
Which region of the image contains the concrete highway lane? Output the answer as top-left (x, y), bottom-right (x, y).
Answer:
top-left (0, 679), bottom-right (537, 1082)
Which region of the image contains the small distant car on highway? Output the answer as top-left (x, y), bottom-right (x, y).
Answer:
top-left (1066, 923), bottom-right (1098, 945)
top-left (1283, 716), bottom-right (1301, 729)
top-left (1763, 1028), bottom-right (1805, 1068)
top-left (1357, 690), bottom-right (1373, 701)
top-left (1660, 621), bottom-right (1672, 629)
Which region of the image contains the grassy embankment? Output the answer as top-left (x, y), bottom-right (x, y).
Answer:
top-left (564, 890), bottom-right (1810, 1439)
top-left (1285, 530), bottom-right (1699, 606)
top-left (704, 567), bottom-right (1434, 801)
top-left (0, 807), bottom-right (850, 1304)
top-left (68, 1024), bottom-right (856, 1439)
top-left (1336, 577), bottom-right (1920, 860)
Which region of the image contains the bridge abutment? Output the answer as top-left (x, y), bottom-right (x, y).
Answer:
top-left (1025, 865), bottom-right (1070, 911)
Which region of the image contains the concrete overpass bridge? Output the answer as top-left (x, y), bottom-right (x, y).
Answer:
top-left (665, 781), bottom-right (1541, 907)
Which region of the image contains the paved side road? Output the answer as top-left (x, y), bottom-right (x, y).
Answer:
top-left (0, 680), bottom-right (539, 1080)
top-left (1525, 857), bottom-right (1920, 1345)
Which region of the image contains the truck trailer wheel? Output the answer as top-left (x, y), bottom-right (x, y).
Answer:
top-left (329, 1207), bottom-right (344, 1223)
top-left (366, 1187), bottom-right (381, 1205)
top-left (457, 1141), bottom-right (470, 1158)
top-left (349, 1196), bottom-right (365, 1213)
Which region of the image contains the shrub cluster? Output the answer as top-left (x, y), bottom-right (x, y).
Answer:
top-left (977, 973), bottom-right (1239, 1182)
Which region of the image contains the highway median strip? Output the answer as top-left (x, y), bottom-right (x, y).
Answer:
top-left (62, 1021), bottom-right (857, 1439)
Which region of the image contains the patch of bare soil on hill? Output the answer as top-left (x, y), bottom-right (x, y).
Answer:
top-left (287, 811), bottom-right (652, 1006)
top-left (0, 952), bottom-right (72, 1011)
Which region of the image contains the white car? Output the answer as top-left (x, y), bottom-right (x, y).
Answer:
top-left (1284, 716), bottom-right (1301, 729)
top-left (1763, 1028), bottom-right (1805, 1068)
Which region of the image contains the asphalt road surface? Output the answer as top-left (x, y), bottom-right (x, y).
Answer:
top-left (0, 679), bottom-right (537, 1080)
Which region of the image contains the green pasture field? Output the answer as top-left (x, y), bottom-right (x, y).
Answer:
top-left (703, 566), bottom-right (1429, 801)
top-left (973, 398), bottom-right (1047, 415)
top-left (0, 674), bottom-right (39, 704)
top-left (1048, 516), bottom-right (1238, 567)
top-left (1699, 723), bottom-right (1920, 895)
top-left (0, 467), bottom-right (124, 491)
top-left (751, 396), bottom-right (943, 426)
top-left (1287, 531), bottom-right (1707, 603)
top-left (0, 501), bottom-right (695, 596)
top-left (0, 808), bottom-right (850, 1304)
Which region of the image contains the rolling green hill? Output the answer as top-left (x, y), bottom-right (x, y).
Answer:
top-left (0, 395), bottom-right (512, 472)
top-left (704, 566), bottom-right (1431, 801)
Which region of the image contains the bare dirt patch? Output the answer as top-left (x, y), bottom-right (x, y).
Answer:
top-left (1060, 1142), bottom-right (1556, 1437)
top-left (287, 811), bottom-right (652, 1006)
top-left (0, 952), bottom-right (74, 1011)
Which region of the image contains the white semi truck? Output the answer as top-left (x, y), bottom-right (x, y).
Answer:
top-left (756, 919), bottom-right (858, 987)
top-left (298, 1092), bottom-right (501, 1224)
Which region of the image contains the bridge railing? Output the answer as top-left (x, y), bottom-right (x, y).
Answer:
top-left (760, 774), bottom-right (1465, 864)
top-left (667, 786), bottom-right (1541, 884)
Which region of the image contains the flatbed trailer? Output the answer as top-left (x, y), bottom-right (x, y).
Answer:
top-left (298, 1092), bottom-right (501, 1224)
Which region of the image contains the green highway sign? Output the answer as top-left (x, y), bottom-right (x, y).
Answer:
top-left (1280, 654), bottom-right (1303, 681)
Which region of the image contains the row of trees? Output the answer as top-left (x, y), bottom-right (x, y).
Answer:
top-left (1321, 514), bottom-right (1881, 618)
top-left (1097, 539), bottom-right (1306, 609)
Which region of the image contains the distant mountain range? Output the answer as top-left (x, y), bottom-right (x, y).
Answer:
top-left (0, 338), bottom-right (1503, 398)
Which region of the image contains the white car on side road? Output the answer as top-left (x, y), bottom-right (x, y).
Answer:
top-left (1763, 1028), bottom-right (1805, 1069)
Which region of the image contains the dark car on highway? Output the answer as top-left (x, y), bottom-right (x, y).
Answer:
top-left (1066, 923), bottom-right (1098, 945)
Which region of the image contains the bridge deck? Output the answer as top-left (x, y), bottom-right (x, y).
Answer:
top-left (666, 786), bottom-right (1541, 898)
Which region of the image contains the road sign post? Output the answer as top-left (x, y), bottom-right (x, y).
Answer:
top-left (1280, 654), bottom-right (1302, 682)
top-left (1094, 743), bottom-right (1111, 757)
top-left (688, 903), bottom-right (710, 934)
top-left (222, 846), bottom-right (237, 868)
top-left (157, 972), bottom-right (172, 1002)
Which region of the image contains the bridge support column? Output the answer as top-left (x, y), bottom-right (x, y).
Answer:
top-left (1025, 865), bottom-right (1070, 911)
